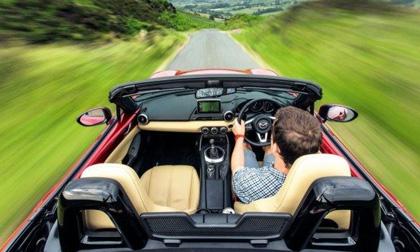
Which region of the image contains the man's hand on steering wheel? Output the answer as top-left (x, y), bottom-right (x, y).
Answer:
top-left (233, 120), bottom-right (245, 141)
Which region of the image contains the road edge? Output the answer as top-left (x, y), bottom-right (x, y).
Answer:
top-left (155, 32), bottom-right (191, 72)
top-left (226, 31), bottom-right (281, 75)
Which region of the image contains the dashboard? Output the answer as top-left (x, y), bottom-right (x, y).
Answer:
top-left (135, 89), bottom-right (297, 133)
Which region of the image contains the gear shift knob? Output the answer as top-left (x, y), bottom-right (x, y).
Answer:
top-left (204, 139), bottom-right (225, 164)
top-left (209, 139), bottom-right (218, 159)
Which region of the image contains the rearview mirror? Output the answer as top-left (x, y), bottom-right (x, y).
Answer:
top-left (319, 104), bottom-right (358, 122)
top-left (77, 107), bottom-right (112, 127)
top-left (195, 88), bottom-right (236, 98)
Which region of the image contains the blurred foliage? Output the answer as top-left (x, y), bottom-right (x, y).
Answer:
top-left (0, 31), bottom-right (185, 243)
top-left (235, 0), bottom-right (420, 218)
top-left (93, 0), bottom-right (175, 21)
top-left (223, 14), bottom-right (262, 30)
top-left (0, 0), bottom-right (163, 42)
top-left (0, 0), bottom-right (216, 43)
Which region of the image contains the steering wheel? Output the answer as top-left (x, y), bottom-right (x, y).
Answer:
top-left (237, 99), bottom-right (281, 147)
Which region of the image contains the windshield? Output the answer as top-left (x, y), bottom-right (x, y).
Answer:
top-left (131, 87), bottom-right (300, 106)
top-left (109, 75), bottom-right (322, 114)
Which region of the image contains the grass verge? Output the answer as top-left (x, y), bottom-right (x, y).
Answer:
top-left (0, 31), bottom-right (185, 242)
top-left (234, 2), bottom-right (420, 219)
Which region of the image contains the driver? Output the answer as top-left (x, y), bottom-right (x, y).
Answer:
top-left (231, 106), bottom-right (321, 203)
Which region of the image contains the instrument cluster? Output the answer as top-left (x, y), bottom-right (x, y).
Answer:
top-left (250, 100), bottom-right (275, 113)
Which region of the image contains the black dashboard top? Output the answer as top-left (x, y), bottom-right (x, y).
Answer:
top-left (139, 90), bottom-right (295, 121)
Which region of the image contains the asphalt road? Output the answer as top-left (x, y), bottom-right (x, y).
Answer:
top-left (166, 29), bottom-right (260, 70)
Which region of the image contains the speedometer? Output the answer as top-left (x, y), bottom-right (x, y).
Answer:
top-left (263, 101), bottom-right (274, 113)
top-left (250, 101), bottom-right (263, 112)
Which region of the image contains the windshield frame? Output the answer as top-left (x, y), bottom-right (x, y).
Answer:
top-left (109, 74), bottom-right (322, 114)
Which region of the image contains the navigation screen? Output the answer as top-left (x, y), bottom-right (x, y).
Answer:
top-left (197, 100), bottom-right (221, 113)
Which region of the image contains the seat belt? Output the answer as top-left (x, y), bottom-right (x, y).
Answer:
top-left (123, 134), bottom-right (141, 167)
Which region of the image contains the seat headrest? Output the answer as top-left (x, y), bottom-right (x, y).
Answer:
top-left (290, 153), bottom-right (351, 180)
top-left (275, 153), bottom-right (351, 214)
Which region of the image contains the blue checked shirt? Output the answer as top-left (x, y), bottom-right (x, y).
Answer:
top-left (232, 166), bottom-right (286, 204)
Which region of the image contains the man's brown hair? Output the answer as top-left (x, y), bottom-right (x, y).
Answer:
top-left (272, 106), bottom-right (321, 167)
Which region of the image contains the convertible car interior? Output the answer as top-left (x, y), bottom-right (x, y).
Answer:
top-left (33, 74), bottom-right (413, 252)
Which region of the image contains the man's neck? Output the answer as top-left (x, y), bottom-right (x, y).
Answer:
top-left (273, 152), bottom-right (289, 174)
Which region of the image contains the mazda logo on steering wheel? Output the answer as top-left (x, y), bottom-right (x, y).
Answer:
top-left (258, 120), bottom-right (269, 129)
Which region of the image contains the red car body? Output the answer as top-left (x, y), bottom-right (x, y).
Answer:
top-left (1, 68), bottom-right (418, 252)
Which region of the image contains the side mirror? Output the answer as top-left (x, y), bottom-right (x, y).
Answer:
top-left (319, 104), bottom-right (358, 123)
top-left (77, 107), bottom-right (112, 127)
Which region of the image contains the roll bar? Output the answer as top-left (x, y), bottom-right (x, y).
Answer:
top-left (57, 178), bottom-right (147, 252)
top-left (57, 177), bottom-right (380, 251)
top-left (286, 176), bottom-right (381, 251)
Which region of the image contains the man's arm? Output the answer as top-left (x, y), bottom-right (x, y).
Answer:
top-left (231, 120), bottom-right (245, 175)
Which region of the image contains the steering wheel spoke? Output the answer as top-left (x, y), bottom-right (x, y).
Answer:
top-left (256, 132), bottom-right (269, 144)
top-left (244, 117), bottom-right (255, 131)
top-left (244, 117), bottom-right (255, 125)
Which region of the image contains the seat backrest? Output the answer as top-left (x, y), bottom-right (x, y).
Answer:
top-left (81, 163), bottom-right (174, 230)
top-left (234, 154), bottom-right (351, 229)
top-left (140, 165), bottom-right (200, 212)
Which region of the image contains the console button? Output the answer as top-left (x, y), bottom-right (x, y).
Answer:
top-left (219, 127), bottom-right (227, 134)
top-left (202, 127), bottom-right (209, 135)
top-left (207, 165), bottom-right (215, 179)
top-left (210, 127), bottom-right (218, 135)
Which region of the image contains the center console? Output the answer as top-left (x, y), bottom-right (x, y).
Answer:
top-left (199, 126), bottom-right (232, 212)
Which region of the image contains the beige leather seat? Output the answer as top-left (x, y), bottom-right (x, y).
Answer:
top-left (234, 154), bottom-right (352, 229)
top-left (81, 164), bottom-right (200, 230)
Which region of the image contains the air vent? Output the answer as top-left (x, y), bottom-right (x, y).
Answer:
top-left (224, 111), bottom-right (234, 121)
top-left (137, 113), bottom-right (149, 125)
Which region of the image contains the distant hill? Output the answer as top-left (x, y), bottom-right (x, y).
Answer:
top-left (170, 0), bottom-right (420, 18)
top-left (0, 0), bottom-right (216, 43)
top-left (170, 0), bottom-right (303, 18)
